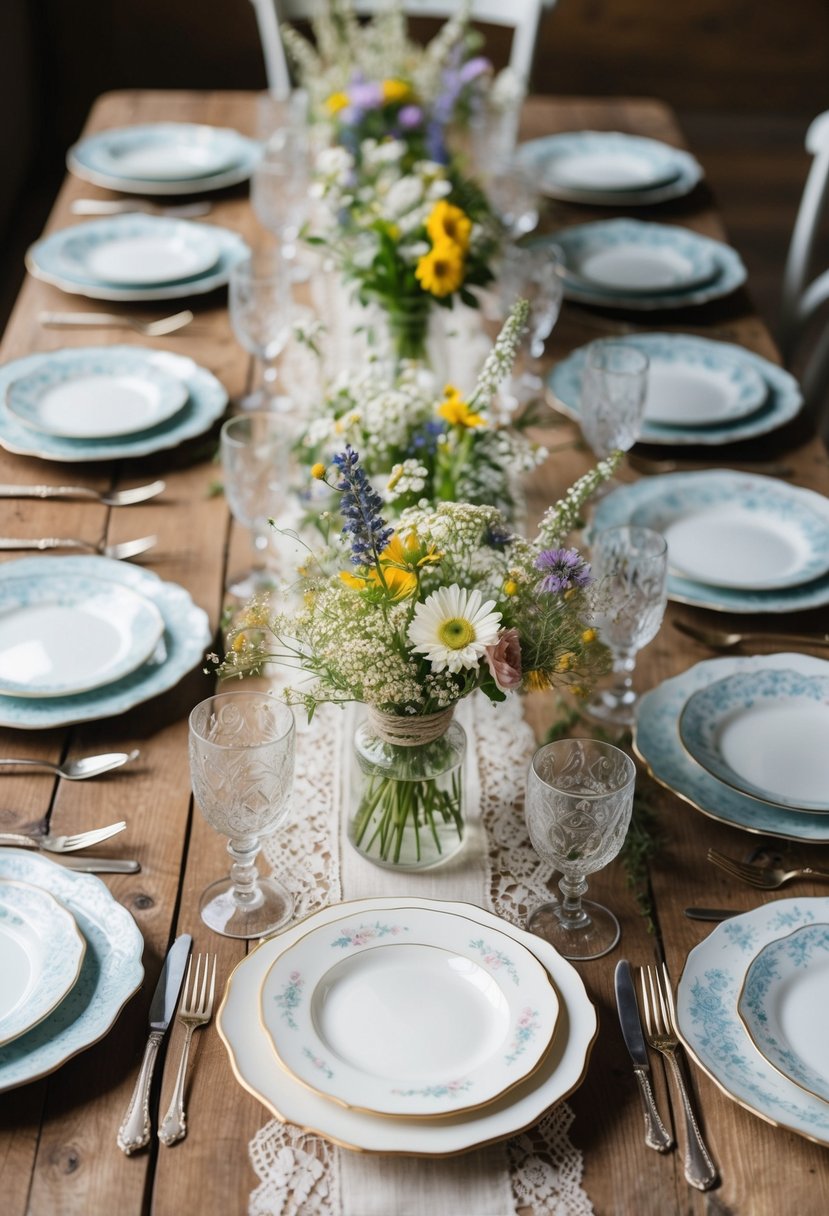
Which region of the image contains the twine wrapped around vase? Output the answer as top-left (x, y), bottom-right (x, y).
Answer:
top-left (366, 706), bottom-right (455, 747)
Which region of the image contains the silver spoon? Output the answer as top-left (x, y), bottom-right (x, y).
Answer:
top-left (0, 749), bottom-right (139, 779)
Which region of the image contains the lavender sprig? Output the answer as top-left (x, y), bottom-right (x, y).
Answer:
top-left (333, 446), bottom-right (393, 566)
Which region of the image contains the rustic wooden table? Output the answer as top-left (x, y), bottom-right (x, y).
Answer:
top-left (1, 90), bottom-right (828, 1216)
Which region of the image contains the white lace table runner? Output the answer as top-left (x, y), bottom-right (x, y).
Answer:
top-left (250, 695), bottom-right (593, 1216)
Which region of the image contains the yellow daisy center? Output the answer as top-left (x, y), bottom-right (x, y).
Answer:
top-left (438, 617), bottom-right (475, 649)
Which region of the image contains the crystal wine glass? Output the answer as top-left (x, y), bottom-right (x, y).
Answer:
top-left (189, 692), bottom-right (295, 939)
top-left (525, 738), bottom-right (636, 960)
top-left (586, 525), bottom-right (668, 725)
top-left (486, 161), bottom-right (540, 239)
top-left (229, 251), bottom-right (294, 411)
top-left (497, 243), bottom-right (564, 401)
top-left (251, 136), bottom-right (310, 271)
top-left (580, 341), bottom-right (649, 461)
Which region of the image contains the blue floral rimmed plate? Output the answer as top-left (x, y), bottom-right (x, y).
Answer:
top-left (517, 132), bottom-right (703, 205)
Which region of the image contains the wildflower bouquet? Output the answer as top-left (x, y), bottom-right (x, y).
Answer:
top-left (219, 448), bottom-right (620, 869)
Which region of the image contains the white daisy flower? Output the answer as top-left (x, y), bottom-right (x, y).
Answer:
top-left (407, 584), bottom-right (502, 674)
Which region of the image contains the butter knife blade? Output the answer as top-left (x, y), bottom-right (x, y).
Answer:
top-left (614, 960), bottom-right (673, 1152)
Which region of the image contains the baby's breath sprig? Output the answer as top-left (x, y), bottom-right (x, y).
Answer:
top-left (468, 297), bottom-right (529, 411)
top-left (536, 452), bottom-right (622, 547)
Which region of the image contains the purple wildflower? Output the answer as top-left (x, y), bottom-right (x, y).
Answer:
top-left (332, 446), bottom-right (393, 566)
top-left (349, 81), bottom-right (383, 110)
top-left (459, 56), bottom-right (492, 86)
top-left (535, 548), bottom-right (592, 594)
top-left (398, 104), bottom-right (423, 130)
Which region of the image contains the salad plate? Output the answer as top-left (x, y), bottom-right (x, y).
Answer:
top-left (0, 849), bottom-right (143, 1092)
top-left (677, 898), bottom-right (829, 1146)
top-left (6, 351), bottom-right (188, 439)
top-left (634, 652), bottom-right (829, 842)
top-left (0, 556), bottom-right (210, 729)
top-left (738, 923), bottom-right (829, 1103)
top-left (679, 669), bottom-right (829, 812)
top-left (548, 333), bottom-right (802, 446)
top-left (517, 132), bottom-right (703, 205)
top-left (261, 906), bottom-right (559, 1118)
top-left (219, 896), bottom-right (597, 1155)
top-left (0, 346), bottom-right (227, 462)
top-left (68, 122), bottom-right (261, 195)
top-left (0, 571), bottom-right (164, 698)
top-left (591, 472), bottom-right (829, 613)
top-left (0, 879), bottom-right (85, 1048)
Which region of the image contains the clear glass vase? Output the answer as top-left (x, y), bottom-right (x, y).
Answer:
top-left (348, 711), bottom-right (466, 870)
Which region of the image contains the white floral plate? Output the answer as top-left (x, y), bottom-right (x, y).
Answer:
top-left (220, 896), bottom-right (597, 1154)
top-left (0, 850), bottom-right (143, 1091)
top-left (261, 907), bottom-right (559, 1118)
top-left (679, 669), bottom-right (829, 812)
top-left (677, 898), bottom-right (829, 1146)
top-left (634, 652), bottom-right (829, 842)
top-left (0, 879), bottom-right (85, 1047)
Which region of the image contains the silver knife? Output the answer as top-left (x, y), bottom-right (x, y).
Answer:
top-left (684, 907), bottom-right (739, 922)
top-left (55, 857), bottom-right (141, 874)
top-left (117, 933), bottom-right (192, 1155)
top-left (614, 960), bottom-right (673, 1152)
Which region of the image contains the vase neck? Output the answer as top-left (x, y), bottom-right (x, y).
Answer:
top-left (366, 705), bottom-right (454, 747)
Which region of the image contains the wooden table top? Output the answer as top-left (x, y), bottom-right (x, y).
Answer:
top-left (1, 90), bottom-right (828, 1216)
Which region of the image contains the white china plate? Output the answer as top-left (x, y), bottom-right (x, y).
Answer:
top-left (679, 669), bottom-right (829, 812)
top-left (261, 907), bottom-right (558, 1118)
top-left (68, 123), bottom-right (261, 195)
top-left (549, 333), bottom-right (802, 446)
top-left (36, 216), bottom-right (220, 287)
top-left (6, 353), bottom-right (188, 438)
top-left (634, 652), bottom-right (829, 842)
top-left (0, 572), bottom-right (164, 698)
top-left (0, 879), bottom-right (85, 1048)
top-left (219, 896), bottom-right (597, 1155)
top-left (517, 132), bottom-right (703, 206)
top-left (591, 472), bottom-right (829, 613)
top-left (627, 477), bottom-right (829, 590)
top-left (0, 850), bottom-right (143, 1091)
top-left (678, 898), bottom-right (829, 1146)
top-left (738, 923), bottom-right (829, 1104)
top-left (566, 243), bottom-right (715, 295)
top-left (0, 556), bottom-right (210, 729)
top-left (0, 346), bottom-right (227, 462)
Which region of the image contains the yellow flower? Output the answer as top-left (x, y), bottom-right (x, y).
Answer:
top-left (325, 91), bottom-right (350, 116)
top-left (415, 239), bottom-right (465, 298)
top-left (339, 534), bottom-right (427, 601)
top-left (504, 579), bottom-right (518, 597)
top-left (556, 652), bottom-right (574, 673)
top-left (581, 627), bottom-right (597, 644)
top-left (437, 385), bottom-right (485, 428)
top-left (382, 78), bottom-right (411, 105)
top-left (311, 462), bottom-right (326, 480)
top-left (426, 201), bottom-right (472, 254)
top-left (525, 668), bottom-right (554, 693)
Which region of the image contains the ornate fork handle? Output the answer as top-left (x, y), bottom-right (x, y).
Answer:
top-left (0, 832), bottom-right (39, 848)
top-left (660, 1047), bottom-right (718, 1190)
top-left (633, 1065), bottom-right (673, 1152)
top-left (800, 867), bottom-right (829, 880)
top-left (0, 485), bottom-right (101, 502)
top-left (158, 1022), bottom-right (198, 1145)
top-left (0, 537), bottom-right (96, 552)
top-left (117, 1029), bottom-right (164, 1155)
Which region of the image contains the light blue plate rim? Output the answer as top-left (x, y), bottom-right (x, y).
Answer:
top-left (75, 122), bottom-right (249, 179)
top-left (43, 215), bottom-right (222, 288)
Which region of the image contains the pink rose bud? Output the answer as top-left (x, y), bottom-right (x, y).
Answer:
top-left (485, 628), bottom-right (522, 692)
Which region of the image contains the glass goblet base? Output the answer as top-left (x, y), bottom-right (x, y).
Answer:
top-left (527, 898), bottom-right (621, 960)
top-left (199, 874), bottom-right (293, 939)
top-left (583, 685), bottom-right (637, 726)
top-left (238, 388), bottom-right (294, 413)
top-left (225, 565), bottom-right (279, 602)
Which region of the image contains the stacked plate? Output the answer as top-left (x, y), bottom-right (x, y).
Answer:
top-left (591, 471), bottom-right (829, 614)
top-left (68, 122), bottom-right (261, 195)
top-left (218, 896), bottom-right (596, 1153)
top-left (27, 214), bottom-right (248, 302)
top-left (634, 651), bottom-right (829, 842)
top-left (0, 848), bottom-right (143, 1092)
top-left (678, 897), bottom-right (829, 1146)
top-left (533, 220), bottom-right (746, 310)
top-left (0, 345), bottom-right (227, 461)
top-left (0, 556), bottom-right (210, 729)
top-left (517, 131), bottom-right (703, 206)
top-left (549, 333), bottom-right (803, 446)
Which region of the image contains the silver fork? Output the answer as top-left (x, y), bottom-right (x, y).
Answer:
top-left (71, 199), bottom-right (212, 219)
top-left (158, 954), bottom-right (218, 1146)
top-left (0, 820), bottom-right (126, 853)
top-left (0, 534), bottom-right (156, 560)
top-left (707, 847), bottom-right (829, 889)
top-left (639, 963), bottom-right (718, 1191)
top-left (39, 309), bottom-right (194, 337)
top-left (0, 480), bottom-right (165, 507)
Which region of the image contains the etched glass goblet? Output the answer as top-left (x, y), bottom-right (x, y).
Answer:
top-left (229, 251), bottom-right (294, 411)
top-left (580, 341), bottom-right (649, 460)
top-left (497, 243), bottom-right (564, 402)
top-left (189, 692), bottom-right (295, 939)
top-left (586, 525), bottom-right (668, 725)
top-left (525, 738), bottom-right (636, 960)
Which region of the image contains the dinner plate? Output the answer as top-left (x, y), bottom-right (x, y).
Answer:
top-left (534, 222), bottom-right (746, 310)
top-left (6, 351), bottom-right (188, 439)
top-left (634, 652), bottom-right (829, 842)
top-left (679, 669), bottom-right (829, 812)
top-left (0, 879), bottom-right (85, 1048)
top-left (517, 132), bottom-right (703, 206)
top-left (0, 571), bottom-right (165, 698)
top-left (27, 218), bottom-right (248, 302)
top-left (677, 897), bottom-right (829, 1146)
top-left (36, 216), bottom-right (221, 287)
top-left (0, 346), bottom-right (227, 462)
top-left (0, 850), bottom-right (143, 1092)
top-left (591, 472), bottom-right (829, 613)
top-left (626, 476), bottom-right (829, 590)
top-left (738, 923), bottom-right (829, 1103)
top-left (68, 123), bottom-right (261, 195)
top-left (0, 556), bottom-right (210, 729)
top-left (261, 907), bottom-right (559, 1118)
top-left (549, 333), bottom-right (802, 446)
top-left (219, 895), bottom-right (597, 1155)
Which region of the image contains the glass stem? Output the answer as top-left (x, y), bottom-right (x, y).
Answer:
top-left (261, 357), bottom-right (280, 402)
top-left (608, 646), bottom-right (638, 707)
top-left (227, 834), bottom-right (264, 910)
top-left (251, 520), bottom-right (271, 560)
top-left (557, 872), bottom-right (590, 929)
